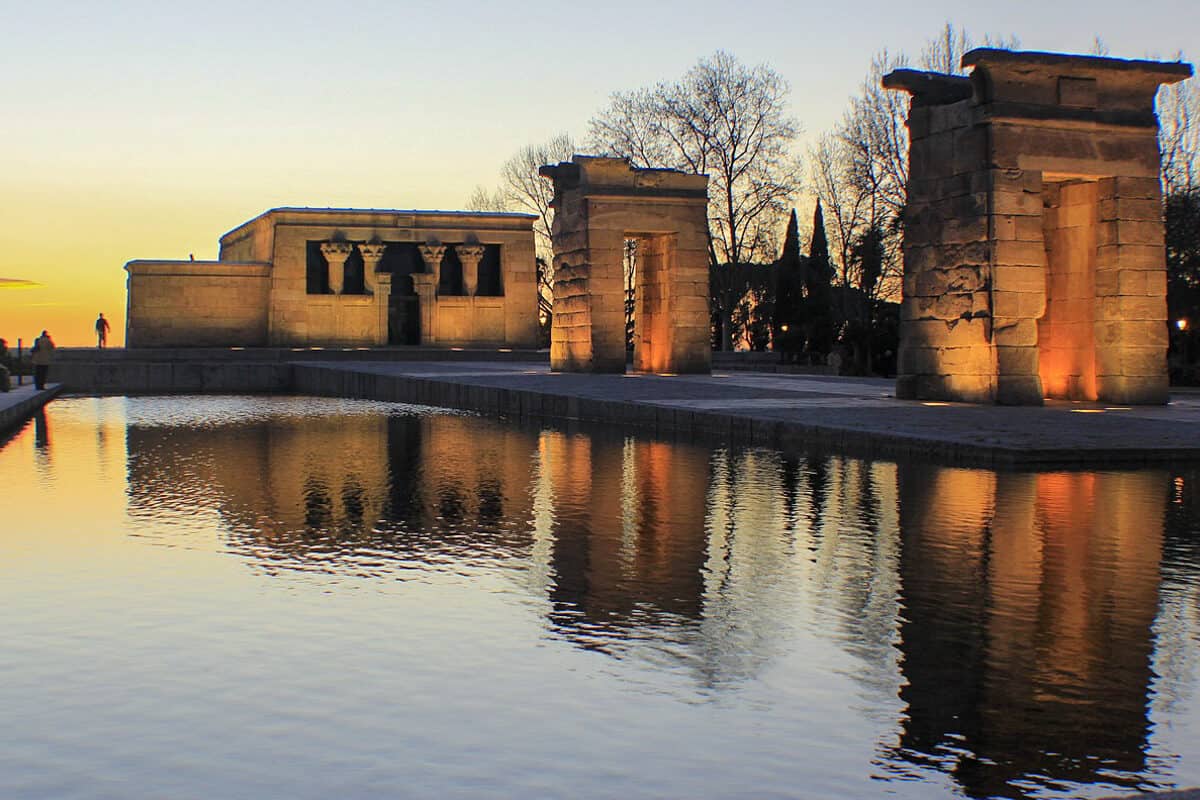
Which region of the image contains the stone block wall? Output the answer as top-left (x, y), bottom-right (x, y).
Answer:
top-left (1092, 176), bottom-right (1170, 403)
top-left (435, 297), bottom-right (507, 346)
top-left (125, 260), bottom-right (269, 347)
top-left (898, 99), bottom-right (998, 403)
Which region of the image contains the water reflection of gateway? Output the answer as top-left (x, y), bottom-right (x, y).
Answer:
top-left (893, 466), bottom-right (1166, 798)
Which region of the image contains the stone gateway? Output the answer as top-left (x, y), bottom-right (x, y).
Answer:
top-left (539, 157), bottom-right (712, 375)
top-left (886, 49), bottom-right (1193, 405)
top-left (125, 208), bottom-right (539, 349)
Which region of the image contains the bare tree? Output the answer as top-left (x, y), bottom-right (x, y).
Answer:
top-left (467, 133), bottom-right (576, 323)
top-left (810, 50), bottom-right (908, 309)
top-left (465, 185), bottom-right (507, 214)
top-left (588, 51), bottom-right (802, 349)
top-left (809, 23), bottom-right (1017, 372)
top-left (809, 133), bottom-right (865, 290)
top-left (812, 23), bottom-right (1020, 295)
top-left (1160, 62), bottom-right (1200, 195)
top-left (921, 23), bottom-right (1021, 75)
top-left (921, 23), bottom-right (973, 75)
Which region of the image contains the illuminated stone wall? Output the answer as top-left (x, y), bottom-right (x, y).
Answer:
top-left (887, 50), bottom-right (1192, 404)
top-left (1040, 181), bottom-right (1100, 398)
top-left (125, 208), bottom-right (538, 349)
top-left (125, 260), bottom-right (270, 347)
top-left (539, 157), bottom-right (711, 374)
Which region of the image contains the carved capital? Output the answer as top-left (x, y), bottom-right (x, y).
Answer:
top-left (418, 244), bottom-right (446, 274)
top-left (454, 244), bottom-right (486, 264)
top-left (359, 242), bottom-right (387, 265)
top-left (319, 241), bottom-right (354, 264)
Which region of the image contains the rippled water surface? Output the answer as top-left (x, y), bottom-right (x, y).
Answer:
top-left (2, 396), bottom-right (1200, 799)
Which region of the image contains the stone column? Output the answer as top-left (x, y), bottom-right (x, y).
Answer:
top-left (320, 241), bottom-right (354, 295)
top-left (374, 272), bottom-right (392, 345)
top-left (359, 243), bottom-right (387, 294)
top-left (411, 273), bottom-right (438, 344)
top-left (415, 244), bottom-right (445, 345)
top-left (455, 244), bottom-right (486, 297)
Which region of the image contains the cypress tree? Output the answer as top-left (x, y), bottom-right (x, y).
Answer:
top-left (809, 199), bottom-right (830, 265)
top-left (805, 200), bottom-right (835, 362)
top-left (773, 209), bottom-right (804, 360)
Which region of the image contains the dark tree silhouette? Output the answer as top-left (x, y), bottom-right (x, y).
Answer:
top-left (804, 200), bottom-right (836, 364)
top-left (772, 209), bottom-right (805, 360)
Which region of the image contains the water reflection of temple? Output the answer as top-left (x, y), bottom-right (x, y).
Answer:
top-left (126, 410), bottom-right (542, 571)
top-left (893, 466), bottom-right (1167, 798)
top-left (123, 401), bottom-right (1194, 798)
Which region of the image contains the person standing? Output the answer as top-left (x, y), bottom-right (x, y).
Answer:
top-left (95, 313), bottom-right (111, 348)
top-left (31, 330), bottom-right (55, 390)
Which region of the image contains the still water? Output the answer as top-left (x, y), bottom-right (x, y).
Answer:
top-left (2, 396), bottom-right (1199, 800)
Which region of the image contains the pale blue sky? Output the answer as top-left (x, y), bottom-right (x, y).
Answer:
top-left (1, 0), bottom-right (1196, 343)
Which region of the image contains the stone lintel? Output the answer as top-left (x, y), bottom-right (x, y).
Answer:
top-left (963, 49), bottom-right (1192, 128)
top-left (220, 207), bottom-right (536, 247)
top-left (962, 48), bottom-right (1193, 85)
top-left (540, 155), bottom-right (708, 203)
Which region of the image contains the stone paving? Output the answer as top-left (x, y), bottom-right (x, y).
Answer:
top-left (299, 360), bottom-right (1200, 468)
top-left (0, 383), bottom-right (61, 437)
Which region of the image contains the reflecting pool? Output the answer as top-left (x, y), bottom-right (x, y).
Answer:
top-left (2, 396), bottom-right (1199, 799)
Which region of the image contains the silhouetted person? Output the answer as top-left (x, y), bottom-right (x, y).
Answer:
top-left (31, 330), bottom-right (55, 390)
top-left (95, 313), bottom-right (110, 348)
top-left (34, 408), bottom-right (49, 449)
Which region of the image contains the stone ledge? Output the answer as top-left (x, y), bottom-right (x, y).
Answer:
top-left (0, 384), bottom-right (63, 438)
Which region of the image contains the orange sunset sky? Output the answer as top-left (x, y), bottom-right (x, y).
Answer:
top-left (2, 0), bottom-right (1195, 347)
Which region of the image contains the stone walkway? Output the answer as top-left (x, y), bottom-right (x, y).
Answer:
top-left (294, 360), bottom-right (1200, 468)
top-left (0, 383), bottom-right (61, 437)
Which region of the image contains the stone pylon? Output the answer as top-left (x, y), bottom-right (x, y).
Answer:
top-left (886, 50), bottom-right (1192, 405)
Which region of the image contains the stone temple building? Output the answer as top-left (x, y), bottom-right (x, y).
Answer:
top-left (886, 49), bottom-right (1193, 405)
top-left (125, 207), bottom-right (538, 348)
